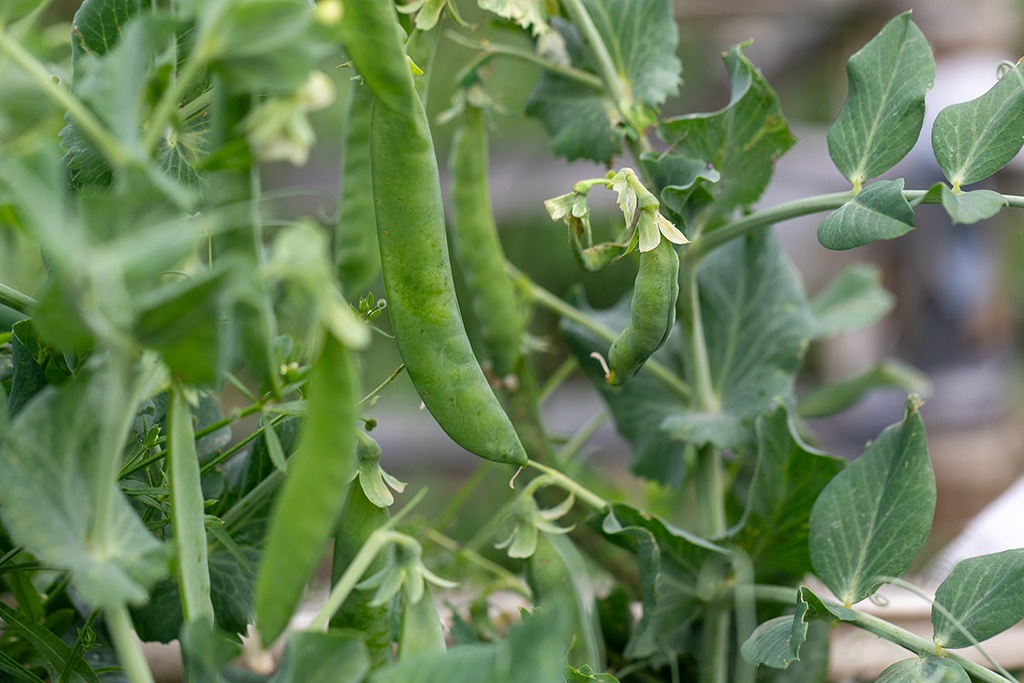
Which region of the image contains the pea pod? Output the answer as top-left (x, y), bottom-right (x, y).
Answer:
top-left (330, 432), bottom-right (395, 669)
top-left (397, 585), bottom-right (446, 659)
top-left (607, 238), bottom-right (680, 385)
top-left (335, 80), bottom-right (380, 299)
top-left (341, 0), bottom-right (526, 465)
top-left (254, 334), bottom-right (358, 645)
top-left (448, 105), bottom-right (522, 378)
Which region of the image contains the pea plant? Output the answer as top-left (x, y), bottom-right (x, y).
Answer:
top-left (3, 0), bottom-right (1024, 681)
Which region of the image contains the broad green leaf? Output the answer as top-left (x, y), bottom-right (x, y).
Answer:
top-left (731, 405), bottom-right (844, 582)
top-left (69, 0), bottom-right (143, 66)
top-left (741, 616), bottom-right (800, 669)
top-left (270, 630), bottom-right (371, 683)
top-left (808, 397), bottom-right (935, 605)
top-left (817, 179), bottom-right (914, 250)
top-left (561, 292), bottom-right (688, 485)
top-left (525, 0), bottom-right (681, 163)
top-left (932, 549), bottom-right (1024, 649)
top-left (8, 320), bottom-right (49, 417)
top-left (662, 231), bottom-right (812, 452)
top-left (939, 186), bottom-right (1006, 225)
top-left (797, 585), bottom-right (857, 623)
top-left (809, 263), bottom-right (894, 338)
top-left (639, 152), bottom-right (720, 236)
top-left (593, 504), bottom-right (730, 658)
top-left (764, 621), bottom-right (831, 683)
top-left (657, 43), bottom-right (796, 228)
top-left (0, 648), bottom-right (46, 683)
top-left (796, 359), bottom-right (931, 419)
top-left (0, 602), bottom-right (101, 683)
top-left (0, 370), bottom-right (169, 609)
top-left (874, 657), bottom-right (968, 683)
top-left (933, 62), bottom-right (1024, 188)
top-left (826, 12), bottom-right (934, 185)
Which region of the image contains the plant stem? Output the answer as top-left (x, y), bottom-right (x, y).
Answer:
top-left (423, 528), bottom-right (527, 592)
top-left (554, 410), bottom-right (610, 466)
top-left (559, 0), bottom-right (630, 109)
top-left (525, 459), bottom-right (608, 510)
top-left (359, 364), bottom-right (406, 406)
top-left (0, 283), bottom-right (36, 315)
top-left (310, 528), bottom-right (399, 631)
top-left (105, 602), bottom-right (155, 683)
top-left (448, 33), bottom-right (604, 92)
top-left (507, 261), bottom-right (691, 401)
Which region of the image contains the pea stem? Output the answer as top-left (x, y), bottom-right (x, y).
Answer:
top-left (559, 0), bottom-right (631, 111)
top-left (554, 410), bottom-right (610, 466)
top-left (359, 364), bottom-right (406, 406)
top-left (423, 528), bottom-right (527, 593)
top-left (525, 459), bottom-right (608, 510)
top-left (0, 283), bottom-right (36, 316)
top-left (538, 356), bottom-right (578, 404)
top-left (447, 32), bottom-right (604, 92)
top-left (506, 260), bottom-right (691, 401)
top-left (104, 602), bottom-right (155, 683)
top-left (310, 528), bottom-right (399, 631)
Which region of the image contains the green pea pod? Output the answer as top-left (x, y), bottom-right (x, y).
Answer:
top-left (448, 106), bottom-right (522, 378)
top-left (526, 533), bottom-right (604, 671)
top-left (397, 585), bottom-right (446, 659)
top-left (330, 433), bottom-right (395, 669)
top-left (254, 334), bottom-right (358, 645)
top-left (335, 80), bottom-right (380, 299)
top-left (338, 0), bottom-right (418, 120)
top-left (607, 239), bottom-right (680, 385)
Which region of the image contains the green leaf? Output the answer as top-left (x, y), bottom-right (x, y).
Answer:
top-left (874, 657), bottom-right (969, 683)
top-left (731, 405), bottom-right (844, 582)
top-left (592, 504), bottom-right (730, 658)
top-left (657, 43), bottom-right (796, 227)
top-left (8, 320), bottom-right (49, 417)
top-left (826, 12), bottom-right (934, 185)
top-left (797, 585), bottom-right (857, 623)
top-left (0, 602), bottom-right (101, 683)
top-left (741, 615), bottom-right (800, 669)
top-left (808, 396), bottom-right (935, 605)
top-left (809, 263), bottom-right (895, 339)
top-left (639, 152), bottom-right (720, 235)
top-left (70, 0), bottom-right (144, 65)
top-left (933, 61), bottom-right (1024, 188)
top-left (939, 186), bottom-right (1006, 225)
top-left (817, 179), bottom-right (914, 250)
top-left (932, 549), bottom-right (1024, 649)
top-left (525, 0), bottom-right (681, 163)
top-left (0, 370), bottom-right (169, 609)
top-left (561, 292), bottom-right (688, 485)
top-left (662, 231), bottom-right (812, 452)
top-left (796, 359), bottom-right (931, 419)
top-left (270, 630), bottom-right (371, 683)
top-left (0, 648), bottom-right (46, 683)
top-left (179, 619), bottom-right (242, 683)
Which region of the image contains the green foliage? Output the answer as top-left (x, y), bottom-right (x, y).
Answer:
top-left (817, 179), bottom-right (915, 250)
top-left (932, 549), bottom-right (1024, 649)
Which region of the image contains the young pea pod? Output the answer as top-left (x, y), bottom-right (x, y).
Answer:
top-left (607, 238), bottom-right (680, 385)
top-left (335, 81), bottom-right (380, 299)
top-left (254, 335), bottom-right (358, 645)
top-left (448, 106), bottom-right (522, 378)
top-left (397, 585), bottom-right (447, 658)
top-left (330, 432), bottom-right (395, 669)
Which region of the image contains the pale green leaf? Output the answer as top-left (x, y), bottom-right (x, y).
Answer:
top-left (874, 657), bottom-right (969, 683)
top-left (933, 62), bottom-right (1024, 187)
top-left (826, 12), bottom-right (934, 184)
top-left (741, 616), bottom-right (800, 669)
top-left (817, 179), bottom-right (914, 250)
top-left (809, 263), bottom-right (895, 338)
top-left (797, 585), bottom-right (857, 623)
top-left (940, 187), bottom-right (1007, 224)
top-left (657, 43), bottom-right (795, 228)
top-left (932, 549), bottom-right (1024, 649)
top-left (270, 630), bottom-right (370, 683)
top-left (478, 0), bottom-right (550, 35)
top-left (808, 397), bottom-right (935, 605)
top-left (797, 359), bottom-right (931, 419)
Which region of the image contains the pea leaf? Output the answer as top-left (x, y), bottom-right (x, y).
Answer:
top-left (8, 320), bottom-right (49, 417)
top-left (808, 396), bottom-right (935, 606)
top-left (933, 62), bottom-right (1024, 188)
top-left (817, 179), bottom-right (914, 250)
top-left (270, 630), bottom-right (370, 683)
top-left (932, 549), bottom-right (1024, 649)
top-left (592, 504), bottom-right (731, 658)
top-left (731, 405), bottom-right (844, 582)
top-left (826, 12), bottom-right (934, 185)
top-left (0, 602), bottom-right (101, 683)
top-left (809, 263), bottom-right (894, 338)
top-left (741, 616), bottom-right (800, 669)
top-left (796, 359), bottom-right (931, 419)
top-left (874, 657), bottom-right (969, 683)
top-left (662, 230), bottom-right (812, 452)
top-left (938, 186), bottom-right (1007, 225)
top-left (525, 0), bottom-right (681, 163)
top-left (657, 43), bottom-right (796, 228)
top-left (0, 370), bottom-right (170, 609)
top-left (69, 0), bottom-right (143, 66)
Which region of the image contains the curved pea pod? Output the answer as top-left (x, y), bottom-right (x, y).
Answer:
top-left (526, 533), bottom-right (604, 671)
top-left (331, 433), bottom-right (395, 669)
top-left (369, 100), bottom-right (527, 466)
top-left (335, 80), bottom-right (380, 299)
top-left (448, 106), bottom-right (522, 378)
top-left (254, 335), bottom-right (358, 645)
top-left (608, 238), bottom-right (680, 385)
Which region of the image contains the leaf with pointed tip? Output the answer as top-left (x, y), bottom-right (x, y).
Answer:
top-left (933, 62), bottom-right (1024, 188)
top-left (796, 359), bottom-right (931, 419)
top-left (874, 657), bottom-right (968, 683)
top-left (817, 180), bottom-right (914, 250)
top-left (741, 616), bottom-right (801, 669)
top-left (809, 263), bottom-right (895, 339)
top-left (940, 187), bottom-right (1006, 225)
top-left (808, 397), bottom-right (934, 606)
top-left (826, 12), bottom-right (934, 185)
top-left (932, 549), bottom-right (1024, 649)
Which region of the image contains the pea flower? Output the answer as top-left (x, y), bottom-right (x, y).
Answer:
top-left (495, 490), bottom-right (575, 559)
top-left (245, 70), bottom-right (335, 166)
top-left (349, 432), bottom-right (406, 508)
top-left (358, 536), bottom-right (457, 606)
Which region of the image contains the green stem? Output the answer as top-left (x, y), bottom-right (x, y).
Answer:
top-left (554, 410), bottom-right (610, 466)
top-left (359, 364), bottom-right (406, 407)
top-left (310, 528), bottom-right (402, 631)
top-left (0, 28), bottom-right (132, 166)
top-left (753, 585), bottom-right (1011, 683)
top-left (525, 459), bottom-right (608, 510)
top-left (91, 354), bottom-right (139, 554)
top-left (507, 261), bottom-right (691, 401)
top-left (105, 602), bottom-right (155, 683)
top-left (559, 0), bottom-right (630, 108)
top-left (423, 528), bottom-right (527, 592)
top-left (537, 356), bottom-right (578, 404)
top-left (0, 283), bottom-right (36, 315)
top-left (449, 34), bottom-right (605, 92)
